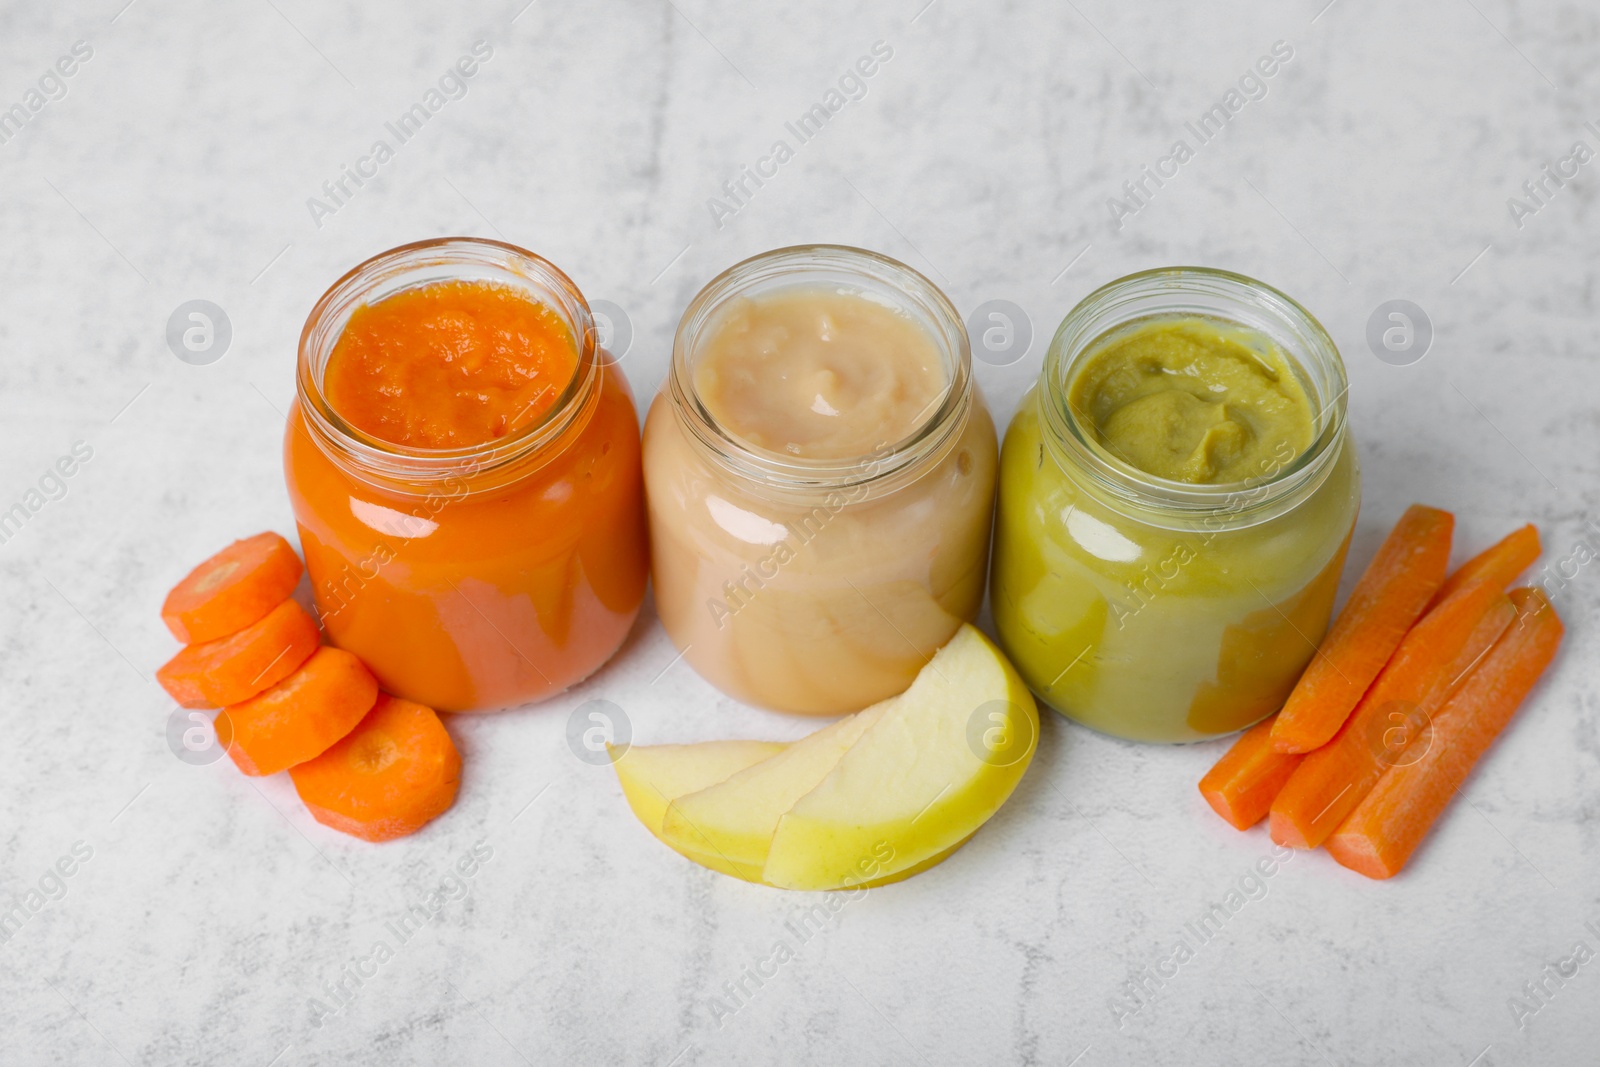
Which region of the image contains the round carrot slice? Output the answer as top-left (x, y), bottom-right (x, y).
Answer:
top-left (290, 694), bottom-right (462, 842)
top-left (221, 646), bottom-right (378, 777)
top-left (162, 532), bottom-right (304, 644)
top-left (157, 599), bottom-right (320, 708)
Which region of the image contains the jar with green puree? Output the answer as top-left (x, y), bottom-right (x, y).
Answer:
top-left (990, 267), bottom-right (1360, 743)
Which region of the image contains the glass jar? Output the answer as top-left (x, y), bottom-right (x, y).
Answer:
top-left (285, 238), bottom-right (649, 712)
top-left (991, 267), bottom-right (1360, 743)
top-left (642, 245), bottom-right (998, 715)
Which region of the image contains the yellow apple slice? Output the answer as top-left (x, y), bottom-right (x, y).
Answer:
top-left (615, 737), bottom-right (967, 887)
top-left (611, 740), bottom-right (788, 841)
top-left (661, 701), bottom-right (893, 882)
top-left (762, 624), bottom-right (1038, 891)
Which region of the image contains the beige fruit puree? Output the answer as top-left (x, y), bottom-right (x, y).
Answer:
top-left (643, 246), bottom-right (997, 715)
top-left (691, 289), bottom-right (947, 459)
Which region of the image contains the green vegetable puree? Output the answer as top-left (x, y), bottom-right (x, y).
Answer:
top-left (1067, 318), bottom-right (1315, 484)
top-left (989, 313), bottom-right (1360, 743)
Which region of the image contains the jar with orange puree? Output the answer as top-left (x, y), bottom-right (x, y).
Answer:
top-left (286, 238), bottom-right (648, 712)
top-left (643, 245), bottom-right (998, 716)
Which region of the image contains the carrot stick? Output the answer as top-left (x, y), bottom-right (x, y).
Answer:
top-left (1326, 588), bottom-right (1563, 878)
top-left (221, 646), bottom-right (378, 777)
top-left (290, 693), bottom-right (461, 842)
top-left (162, 532), bottom-right (304, 644)
top-left (1271, 505), bottom-right (1454, 754)
top-left (1269, 578), bottom-right (1515, 849)
top-left (1431, 524), bottom-right (1541, 607)
top-left (156, 599), bottom-right (320, 709)
top-left (1199, 715), bottom-right (1304, 830)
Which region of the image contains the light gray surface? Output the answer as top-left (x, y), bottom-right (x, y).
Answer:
top-left (1, 1), bottom-right (1596, 1064)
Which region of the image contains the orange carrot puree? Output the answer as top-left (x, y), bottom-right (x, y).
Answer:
top-left (324, 280), bottom-right (579, 449)
top-left (287, 277), bottom-right (647, 712)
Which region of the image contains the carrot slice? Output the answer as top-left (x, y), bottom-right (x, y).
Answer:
top-left (1431, 523), bottom-right (1541, 607)
top-left (1269, 579), bottom-right (1515, 849)
top-left (162, 532), bottom-right (304, 644)
top-left (1271, 505), bottom-right (1453, 754)
top-left (221, 646), bottom-right (378, 777)
top-left (1199, 715), bottom-right (1304, 830)
top-left (1325, 588), bottom-right (1562, 878)
top-left (156, 599), bottom-right (320, 708)
top-left (290, 694), bottom-right (462, 842)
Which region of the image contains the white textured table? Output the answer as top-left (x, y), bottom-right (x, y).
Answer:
top-left (1, 2), bottom-right (1595, 1064)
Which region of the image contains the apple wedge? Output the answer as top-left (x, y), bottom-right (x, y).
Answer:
top-left (762, 624), bottom-right (1038, 891)
top-left (613, 736), bottom-right (970, 887)
top-left (661, 701), bottom-right (893, 882)
top-left (611, 740), bottom-right (787, 842)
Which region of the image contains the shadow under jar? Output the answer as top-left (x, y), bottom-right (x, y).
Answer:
top-left (990, 267), bottom-right (1361, 744)
top-left (285, 238), bottom-right (649, 712)
top-left (643, 245), bottom-right (998, 716)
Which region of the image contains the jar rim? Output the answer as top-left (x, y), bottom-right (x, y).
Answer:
top-left (1040, 265), bottom-right (1350, 527)
top-left (667, 243), bottom-right (973, 494)
top-left (296, 236), bottom-right (600, 492)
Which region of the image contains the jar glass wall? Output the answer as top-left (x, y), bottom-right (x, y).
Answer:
top-left (643, 245), bottom-right (998, 715)
top-left (990, 267), bottom-right (1360, 743)
top-left (285, 238), bottom-right (649, 712)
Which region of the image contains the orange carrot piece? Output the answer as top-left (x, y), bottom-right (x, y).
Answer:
top-left (1325, 588), bottom-right (1563, 878)
top-left (162, 532), bottom-right (304, 644)
top-left (290, 694), bottom-right (462, 842)
top-left (1199, 715), bottom-right (1304, 830)
top-left (156, 599), bottom-right (319, 709)
top-left (1269, 579), bottom-right (1515, 849)
top-left (1271, 505), bottom-right (1454, 754)
top-left (1431, 524), bottom-right (1541, 607)
top-left (221, 647), bottom-right (378, 777)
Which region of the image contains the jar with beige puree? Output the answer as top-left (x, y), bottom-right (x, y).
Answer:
top-left (643, 246), bottom-right (998, 715)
